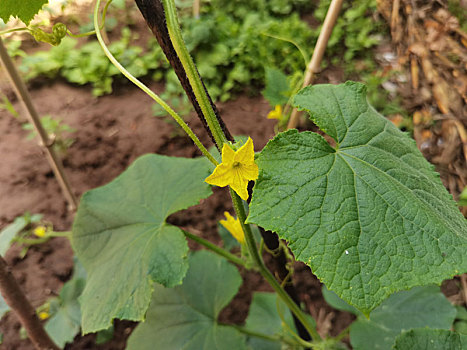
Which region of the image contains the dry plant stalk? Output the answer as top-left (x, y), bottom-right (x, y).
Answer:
top-left (0, 256), bottom-right (59, 350)
top-left (0, 38), bottom-right (77, 211)
top-left (287, 0), bottom-right (344, 130)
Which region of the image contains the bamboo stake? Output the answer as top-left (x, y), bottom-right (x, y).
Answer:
top-left (193, 0), bottom-right (200, 18)
top-left (0, 38), bottom-right (77, 211)
top-left (287, 0), bottom-right (344, 130)
top-left (0, 256), bottom-right (59, 350)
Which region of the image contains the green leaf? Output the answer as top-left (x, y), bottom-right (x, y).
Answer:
top-left (350, 286), bottom-right (457, 350)
top-left (0, 295), bottom-right (10, 320)
top-left (392, 329), bottom-right (467, 350)
top-left (244, 292), bottom-right (296, 350)
top-left (126, 250), bottom-right (246, 350)
top-left (322, 285), bottom-right (361, 316)
top-left (0, 0), bottom-right (48, 25)
top-left (248, 82), bottom-right (467, 314)
top-left (0, 217), bottom-right (27, 256)
top-left (72, 154), bottom-right (212, 333)
top-left (45, 258), bottom-right (86, 348)
top-left (262, 67), bottom-right (290, 106)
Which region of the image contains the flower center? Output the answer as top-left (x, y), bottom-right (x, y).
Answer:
top-left (232, 161), bottom-right (241, 168)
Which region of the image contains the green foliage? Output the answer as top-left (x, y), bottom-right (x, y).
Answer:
top-left (22, 114), bottom-right (75, 153)
top-left (0, 213), bottom-right (42, 256)
top-left (19, 30), bottom-right (167, 96)
top-left (244, 292), bottom-right (298, 350)
top-left (44, 258), bottom-right (86, 348)
top-left (262, 67), bottom-right (290, 107)
top-left (248, 82), bottom-right (467, 314)
top-left (392, 328), bottom-right (467, 350)
top-left (448, 0), bottom-right (467, 33)
top-left (454, 306), bottom-right (467, 336)
top-left (323, 285), bottom-right (456, 350)
top-left (126, 250), bottom-right (247, 350)
top-left (459, 186), bottom-right (467, 206)
top-left (72, 154), bottom-right (213, 333)
top-left (314, 0), bottom-right (382, 62)
top-left (0, 0), bottom-right (48, 25)
top-left (0, 95), bottom-right (19, 119)
top-left (0, 295), bottom-right (10, 320)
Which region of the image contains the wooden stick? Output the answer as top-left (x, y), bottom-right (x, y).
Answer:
top-left (193, 0), bottom-right (200, 18)
top-left (0, 256), bottom-right (59, 350)
top-left (0, 38), bottom-right (77, 211)
top-left (287, 0), bottom-right (344, 130)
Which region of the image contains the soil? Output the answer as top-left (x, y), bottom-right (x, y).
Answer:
top-left (0, 1), bottom-right (466, 349)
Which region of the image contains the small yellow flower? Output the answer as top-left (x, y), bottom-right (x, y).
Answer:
top-left (267, 105), bottom-right (282, 120)
top-left (38, 311), bottom-right (50, 320)
top-left (205, 137), bottom-right (259, 200)
top-left (220, 212), bottom-right (245, 244)
top-left (33, 226), bottom-right (46, 238)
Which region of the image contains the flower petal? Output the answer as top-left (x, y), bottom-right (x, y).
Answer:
top-left (234, 137), bottom-right (255, 165)
top-left (205, 163), bottom-right (233, 187)
top-left (221, 143), bottom-right (235, 165)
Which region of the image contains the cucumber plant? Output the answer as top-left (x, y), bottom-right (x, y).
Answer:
top-left (1, 1), bottom-right (466, 349)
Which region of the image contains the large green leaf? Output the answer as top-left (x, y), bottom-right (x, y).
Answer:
top-left (126, 250), bottom-right (246, 350)
top-left (0, 0), bottom-right (48, 25)
top-left (248, 82), bottom-right (467, 314)
top-left (349, 286), bottom-right (456, 350)
top-left (72, 154), bottom-right (212, 333)
top-left (392, 329), bottom-right (467, 350)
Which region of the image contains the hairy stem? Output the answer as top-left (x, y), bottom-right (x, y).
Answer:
top-left (230, 189), bottom-right (322, 342)
top-left (134, 0), bottom-right (234, 149)
top-left (94, 0), bottom-right (217, 165)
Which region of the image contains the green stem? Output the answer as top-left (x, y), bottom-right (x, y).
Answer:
top-left (0, 27), bottom-right (28, 36)
top-left (334, 325), bottom-right (350, 342)
top-left (230, 188), bottom-right (322, 343)
top-left (93, 0), bottom-right (217, 165)
top-left (162, 0), bottom-right (227, 150)
top-left (182, 230), bottom-right (245, 267)
top-left (229, 324), bottom-right (300, 347)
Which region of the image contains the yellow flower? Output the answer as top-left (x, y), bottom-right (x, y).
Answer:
top-left (38, 311), bottom-right (50, 320)
top-left (205, 137), bottom-right (259, 200)
top-left (267, 105), bottom-right (282, 120)
top-left (33, 226), bottom-right (46, 238)
top-left (220, 212), bottom-right (245, 244)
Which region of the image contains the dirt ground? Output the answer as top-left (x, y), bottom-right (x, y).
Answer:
top-left (0, 1), bottom-right (466, 349)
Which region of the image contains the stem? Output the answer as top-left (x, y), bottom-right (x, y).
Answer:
top-left (0, 27), bottom-right (29, 36)
top-left (93, 0), bottom-right (218, 165)
top-left (229, 324), bottom-right (300, 347)
top-left (162, 0), bottom-right (228, 150)
top-left (230, 189), bottom-right (322, 342)
top-left (0, 256), bottom-right (60, 350)
top-left (287, 0), bottom-right (344, 130)
top-left (182, 230), bottom-right (245, 267)
top-left (0, 38), bottom-right (78, 211)
top-left (334, 325), bottom-right (350, 342)
top-left (193, 0), bottom-right (200, 18)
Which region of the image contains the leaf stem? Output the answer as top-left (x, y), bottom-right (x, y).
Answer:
top-left (93, 0), bottom-right (218, 165)
top-left (162, 0), bottom-right (228, 150)
top-left (229, 189), bottom-right (322, 342)
top-left (229, 324), bottom-right (301, 347)
top-left (182, 230), bottom-right (245, 267)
